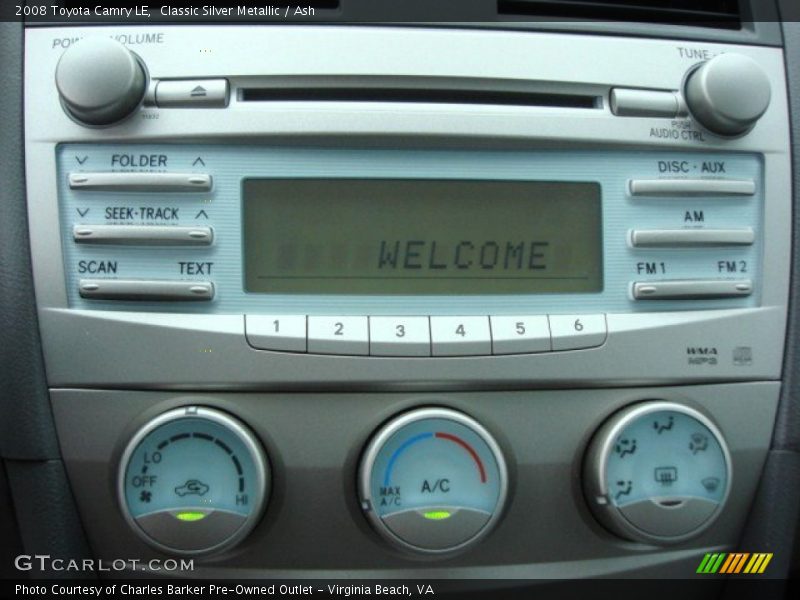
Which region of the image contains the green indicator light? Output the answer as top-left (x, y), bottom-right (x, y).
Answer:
top-left (175, 511), bottom-right (206, 522)
top-left (423, 511), bottom-right (452, 521)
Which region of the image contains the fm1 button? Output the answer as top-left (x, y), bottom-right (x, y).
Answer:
top-left (549, 314), bottom-right (607, 351)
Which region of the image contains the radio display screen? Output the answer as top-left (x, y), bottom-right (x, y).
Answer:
top-left (243, 179), bottom-right (603, 295)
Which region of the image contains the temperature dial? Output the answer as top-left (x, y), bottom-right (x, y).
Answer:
top-left (359, 408), bottom-right (507, 554)
top-left (118, 407), bottom-right (269, 555)
top-left (584, 402), bottom-right (731, 544)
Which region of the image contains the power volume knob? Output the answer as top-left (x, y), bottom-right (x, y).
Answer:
top-left (684, 53), bottom-right (771, 136)
top-left (56, 38), bottom-right (147, 126)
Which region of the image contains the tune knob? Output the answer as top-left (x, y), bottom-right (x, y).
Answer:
top-left (56, 37), bottom-right (147, 126)
top-left (683, 53), bottom-right (771, 136)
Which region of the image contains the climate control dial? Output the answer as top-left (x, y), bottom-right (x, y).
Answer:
top-left (584, 402), bottom-right (731, 544)
top-left (118, 406), bottom-right (269, 555)
top-left (359, 408), bottom-right (508, 554)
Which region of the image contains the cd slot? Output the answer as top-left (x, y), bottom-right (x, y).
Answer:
top-left (239, 80), bottom-right (601, 109)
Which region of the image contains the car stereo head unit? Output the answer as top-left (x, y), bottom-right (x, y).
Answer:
top-left (18, 17), bottom-right (794, 581)
top-left (23, 25), bottom-right (790, 389)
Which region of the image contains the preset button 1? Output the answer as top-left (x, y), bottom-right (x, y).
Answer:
top-left (246, 315), bottom-right (307, 353)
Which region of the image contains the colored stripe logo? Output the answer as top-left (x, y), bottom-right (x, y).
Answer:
top-left (696, 552), bottom-right (773, 574)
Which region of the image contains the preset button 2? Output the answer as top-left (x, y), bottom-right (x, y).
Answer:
top-left (308, 316), bottom-right (369, 356)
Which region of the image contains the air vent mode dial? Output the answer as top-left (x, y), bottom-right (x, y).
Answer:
top-left (56, 37), bottom-right (147, 126)
top-left (584, 402), bottom-right (731, 544)
top-left (684, 53), bottom-right (771, 136)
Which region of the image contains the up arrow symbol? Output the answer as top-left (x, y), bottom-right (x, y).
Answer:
top-left (190, 85), bottom-right (207, 97)
top-left (192, 157), bottom-right (206, 167)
